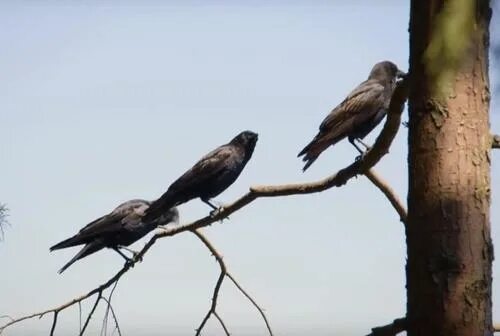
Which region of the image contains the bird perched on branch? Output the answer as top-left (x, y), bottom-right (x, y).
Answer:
top-left (144, 130), bottom-right (258, 221)
top-left (50, 200), bottom-right (179, 274)
top-left (298, 60), bottom-right (406, 171)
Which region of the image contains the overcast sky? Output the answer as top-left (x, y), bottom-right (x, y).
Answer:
top-left (1, 2), bottom-right (499, 336)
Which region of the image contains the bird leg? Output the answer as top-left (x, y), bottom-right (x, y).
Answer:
top-left (349, 137), bottom-right (371, 162)
top-left (203, 199), bottom-right (219, 211)
top-left (118, 245), bottom-right (138, 255)
top-left (355, 138), bottom-right (372, 151)
top-left (113, 247), bottom-right (133, 263)
top-left (348, 137), bottom-right (365, 157)
top-left (113, 246), bottom-right (142, 267)
top-left (118, 245), bottom-right (143, 262)
top-left (202, 199), bottom-right (229, 220)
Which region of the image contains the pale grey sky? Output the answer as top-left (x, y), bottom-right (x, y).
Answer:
top-left (1, 2), bottom-right (499, 335)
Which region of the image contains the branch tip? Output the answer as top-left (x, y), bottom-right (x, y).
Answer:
top-left (366, 317), bottom-right (407, 336)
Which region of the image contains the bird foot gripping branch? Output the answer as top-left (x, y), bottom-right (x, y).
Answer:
top-left (209, 206), bottom-right (230, 221)
top-left (119, 246), bottom-right (143, 264)
top-left (122, 253), bottom-right (142, 269)
top-left (133, 252), bottom-right (143, 263)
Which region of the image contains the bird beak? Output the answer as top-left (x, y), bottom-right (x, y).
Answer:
top-left (397, 70), bottom-right (407, 79)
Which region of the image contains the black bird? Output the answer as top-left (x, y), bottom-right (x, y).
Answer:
top-left (50, 200), bottom-right (179, 273)
top-left (144, 130), bottom-right (258, 221)
top-left (298, 61), bottom-right (405, 171)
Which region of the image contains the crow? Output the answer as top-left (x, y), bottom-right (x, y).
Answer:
top-left (50, 200), bottom-right (179, 273)
top-left (144, 130), bottom-right (258, 221)
top-left (298, 61), bottom-right (406, 171)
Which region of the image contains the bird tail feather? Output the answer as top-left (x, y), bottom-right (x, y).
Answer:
top-left (57, 241), bottom-right (102, 274)
top-left (298, 132), bottom-right (344, 171)
top-left (50, 235), bottom-right (85, 251)
top-left (297, 142), bottom-right (312, 158)
top-left (302, 156), bottom-right (318, 172)
top-left (298, 135), bottom-right (330, 171)
top-left (143, 191), bottom-right (176, 222)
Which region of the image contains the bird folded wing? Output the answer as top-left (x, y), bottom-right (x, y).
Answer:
top-left (318, 80), bottom-right (385, 139)
top-left (169, 145), bottom-right (233, 192)
top-left (76, 200), bottom-right (149, 239)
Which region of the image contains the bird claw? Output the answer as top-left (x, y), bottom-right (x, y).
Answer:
top-left (132, 252), bottom-right (143, 263)
top-left (355, 152), bottom-right (367, 161)
top-left (124, 253), bottom-right (142, 267)
top-left (125, 258), bottom-right (135, 268)
top-left (117, 246), bottom-right (142, 265)
top-left (209, 207), bottom-right (230, 221)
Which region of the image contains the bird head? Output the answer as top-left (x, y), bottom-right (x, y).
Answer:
top-left (230, 130), bottom-right (259, 152)
top-left (369, 61), bottom-right (406, 81)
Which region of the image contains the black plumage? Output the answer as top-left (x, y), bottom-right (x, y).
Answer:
top-left (144, 130), bottom-right (258, 221)
top-left (298, 61), bottom-right (405, 171)
top-left (50, 199), bottom-right (179, 273)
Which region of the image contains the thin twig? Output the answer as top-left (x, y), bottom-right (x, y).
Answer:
top-left (79, 302), bottom-right (82, 334)
top-left (101, 302), bottom-right (109, 335)
top-left (193, 230), bottom-right (274, 336)
top-left (108, 281), bottom-right (121, 336)
top-left (101, 281), bottom-right (120, 336)
top-left (0, 261), bottom-right (133, 334)
top-left (192, 230), bottom-right (228, 336)
top-left (364, 169), bottom-right (407, 224)
top-left (226, 272), bottom-right (273, 336)
top-left (80, 292), bottom-right (102, 336)
top-left (366, 317), bottom-right (407, 336)
top-left (213, 311), bottom-right (230, 336)
top-left (49, 312), bottom-right (58, 336)
top-left (100, 297), bottom-right (122, 336)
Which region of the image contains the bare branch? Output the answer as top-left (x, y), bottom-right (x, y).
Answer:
top-left (101, 281), bottom-right (121, 336)
top-left (49, 312), bottom-right (58, 336)
top-left (492, 134), bottom-right (500, 149)
top-left (78, 302), bottom-right (82, 334)
top-left (100, 297), bottom-right (122, 336)
top-left (0, 261), bottom-right (132, 335)
top-left (192, 229), bottom-right (228, 336)
top-left (80, 292), bottom-right (102, 336)
top-left (226, 273), bottom-right (274, 336)
top-left (193, 230), bottom-right (274, 336)
top-left (0, 79), bottom-right (408, 335)
top-left (364, 169), bottom-right (407, 225)
top-left (366, 317), bottom-right (407, 336)
top-left (153, 78), bottom-right (409, 240)
top-left (213, 311), bottom-right (230, 336)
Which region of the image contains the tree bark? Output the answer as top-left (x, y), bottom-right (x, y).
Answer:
top-left (407, 1), bottom-right (493, 336)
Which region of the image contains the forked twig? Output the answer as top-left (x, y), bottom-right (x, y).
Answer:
top-left (192, 229), bottom-right (274, 336)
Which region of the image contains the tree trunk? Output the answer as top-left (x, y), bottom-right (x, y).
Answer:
top-left (407, 1), bottom-right (493, 335)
